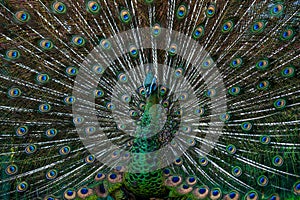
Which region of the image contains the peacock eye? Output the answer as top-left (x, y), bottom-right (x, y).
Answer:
top-left (206, 4), bottom-right (216, 18)
top-left (71, 36), bottom-right (86, 47)
top-left (281, 66), bottom-right (295, 78)
top-left (272, 155), bottom-right (283, 167)
top-left (228, 86), bottom-right (241, 96)
top-left (201, 58), bottom-right (213, 69)
top-left (280, 27), bottom-right (295, 41)
top-left (176, 4), bottom-right (188, 19)
top-left (192, 25), bottom-right (205, 39)
top-left (273, 99), bottom-right (286, 109)
top-left (6, 49), bottom-right (20, 60)
top-left (168, 43), bottom-right (177, 56)
top-left (270, 3), bottom-right (284, 16)
top-left (226, 144), bottom-right (236, 154)
top-left (16, 181), bottom-right (28, 192)
top-left (120, 9), bottom-right (131, 23)
top-left (39, 39), bottom-right (54, 50)
top-left (46, 169), bottom-right (58, 180)
top-left (52, 1), bottom-right (67, 14)
top-left (25, 144), bottom-right (37, 154)
top-left (5, 164), bottom-right (18, 175)
top-left (86, 1), bottom-right (100, 14)
top-left (257, 175), bottom-right (268, 186)
top-left (14, 11), bottom-right (30, 23)
top-left (59, 146), bottom-right (71, 155)
top-left (36, 73), bottom-right (50, 83)
top-left (118, 73), bottom-right (128, 83)
top-left (222, 20), bottom-right (234, 33)
top-left (64, 96), bottom-right (75, 105)
top-left (251, 21), bottom-right (266, 34)
top-left (100, 39), bottom-right (111, 50)
top-left (8, 87), bottom-right (22, 98)
top-left (66, 67), bottom-right (78, 76)
top-left (129, 45), bottom-right (139, 58)
top-left (45, 128), bottom-right (57, 138)
top-left (152, 23), bottom-right (161, 36)
top-left (232, 166), bottom-right (242, 177)
top-left (257, 80), bottom-right (269, 90)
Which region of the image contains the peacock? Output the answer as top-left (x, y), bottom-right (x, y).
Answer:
top-left (0, 0), bottom-right (299, 199)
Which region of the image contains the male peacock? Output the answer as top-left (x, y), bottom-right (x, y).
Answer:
top-left (0, 0), bottom-right (299, 200)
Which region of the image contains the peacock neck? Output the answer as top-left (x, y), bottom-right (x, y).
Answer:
top-left (124, 90), bottom-right (168, 197)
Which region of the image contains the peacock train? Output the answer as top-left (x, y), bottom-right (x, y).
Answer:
top-left (0, 0), bottom-right (299, 200)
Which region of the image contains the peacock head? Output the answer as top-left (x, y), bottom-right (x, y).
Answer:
top-left (143, 69), bottom-right (158, 98)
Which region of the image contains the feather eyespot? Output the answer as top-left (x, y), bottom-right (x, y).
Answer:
top-left (84, 154), bottom-right (95, 163)
top-left (257, 175), bottom-right (268, 186)
top-left (256, 59), bottom-right (269, 70)
top-left (228, 86), bottom-right (241, 96)
top-left (129, 45), bottom-right (139, 58)
top-left (272, 155), bottom-right (283, 167)
top-left (241, 122), bottom-right (252, 131)
top-left (106, 102), bottom-right (115, 110)
top-left (45, 128), bottom-right (57, 137)
top-left (220, 113), bottom-right (230, 122)
top-left (222, 20), bottom-right (234, 33)
top-left (251, 21), bottom-right (266, 34)
top-left (281, 66), bottom-right (295, 78)
top-left (25, 144), bottom-right (37, 154)
top-left (118, 73), bottom-right (128, 83)
top-left (194, 107), bottom-right (205, 116)
top-left (270, 3), bottom-right (284, 16)
top-left (120, 9), bottom-right (131, 23)
top-left (46, 169), bottom-right (58, 180)
top-left (64, 188), bottom-right (76, 199)
top-left (199, 157), bottom-right (208, 166)
top-left (152, 23), bottom-right (161, 36)
top-left (5, 164), bottom-right (18, 175)
top-left (230, 57), bottom-right (243, 68)
top-left (293, 181), bottom-right (300, 195)
top-left (92, 64), bottom-right (105, 75)
top-left (210, 188), bottom-right (222, 200)
top-left (39, 39), bottom-right (54, 50)
top-left (232, 166), bottom-right (242, 177)
top-left (64, 96), bottom-right (75, 105)
top-left (100, 39), bottom-right (111, 50)
top-left (71, 36), bottom-right (86, 47)
top-left (201, 58), bottom-right (214, 69)
top-left (94, 89), bottom-right (104, 98)
top-left (245, 190), bottom-right (258, 200)
top-left (52, 1), bottom-right (67, 14)
top-left (86, 1), bottom-right (100, 14)
top-left (14, 11), bottom-right (30, 23)
top-left (66, 66), bottom-right (78, 76)
top-left (36, 73), bottom-right (50, 84)
top-left (257, 80), bottom-right (269, 90)
top-left (6, 49), bottom-right (20, 60)
top-left (8, 87), bottom-right (21, 98)
top-left (16, 181), bottom-right (28, 192)
top-left (168, 43), bottom-right (178, 56)
top-left (260, 135), bottom-right (271, 144)
top-left (226, 144), bottom-right (236, 154)
top-left (274, 99), bottom-right (286, 109)
top-left (16, 126), bottom-right (28, 136)
top-left (280, 28), bottom-right (295, 41)
top-left (59, 146), bottom-right (71, 155)
top-left (206, 4), bottom-right (216, 18)
top-left (176, 4), bottom-right (188, 19)
top-left (192, 25), bottom-right (205, 39)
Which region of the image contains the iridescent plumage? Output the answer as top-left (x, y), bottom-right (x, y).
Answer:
top-left (0, 0), bottom-right (299, 200)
